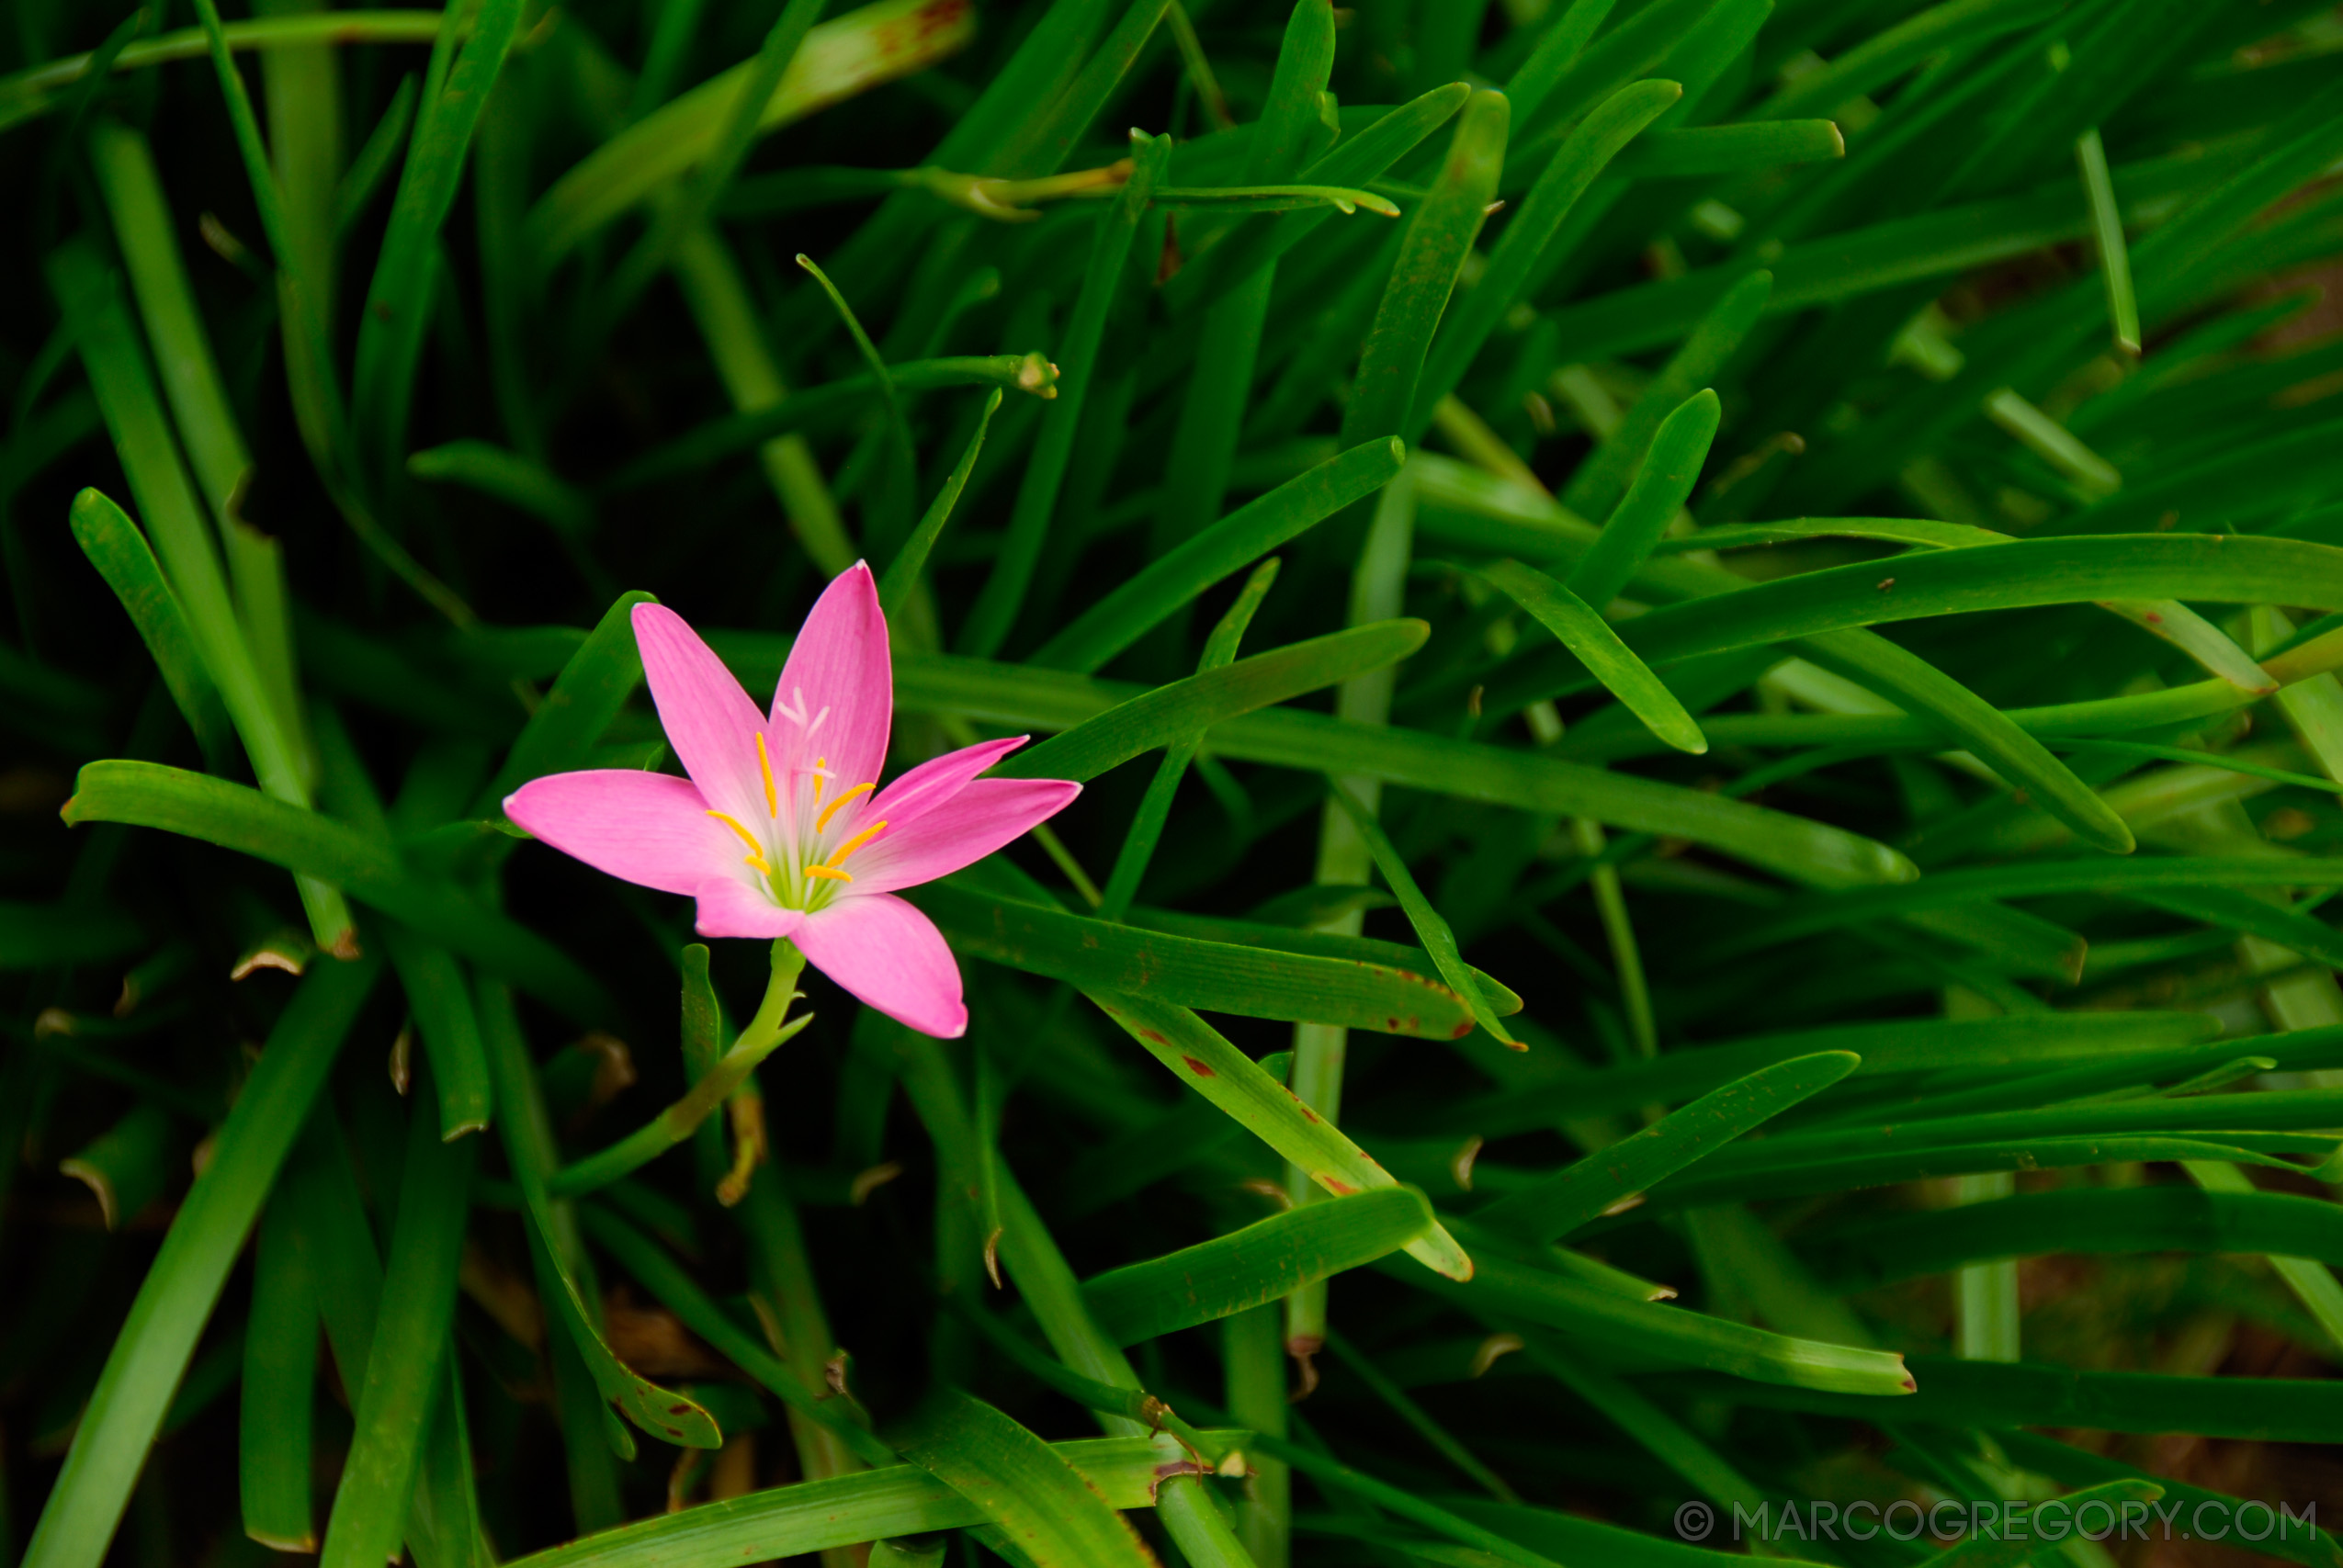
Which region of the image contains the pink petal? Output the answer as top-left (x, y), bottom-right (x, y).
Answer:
top-left (693, 878), bottom-right (806, 941)
top-left (632, 603), bottom-right (771, 829)
top-left (505, 771), bottom-right (732, 896)
top-left (867, 735), bottom-right (1029, 827)
top-left (795, 893), bottom-right (965, 1037)
top-left (847, 779), bottom-right (1081, 896)
top-left (769, 562), bottom-right (890, 795)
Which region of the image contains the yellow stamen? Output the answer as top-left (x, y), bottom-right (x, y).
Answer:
top-left (830, 819), bottom-right (889, 865)
top-left (806, 865), bottom-right (854, 883)
top-left (818, 781), bottom-right (876, 830)
top-left (755, 733), bottom-right (777, 818)
top-left (812, 756), bottom-right (827, 801)
top-left (709, 810), bottom-right (773, 875)
top-left (707, 810), bottom-right (761, 852)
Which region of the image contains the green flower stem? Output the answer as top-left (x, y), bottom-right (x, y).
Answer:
top-left (546, 939), bottom-right (808, 1199)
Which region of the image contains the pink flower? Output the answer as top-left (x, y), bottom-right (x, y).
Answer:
top-left (505, 563), bottom-right (1078, 1038)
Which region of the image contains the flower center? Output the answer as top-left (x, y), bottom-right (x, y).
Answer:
top-left (703, 701), bottom-right (889, 911)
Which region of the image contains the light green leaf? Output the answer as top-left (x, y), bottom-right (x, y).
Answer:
top-left (1088, 989), bottom-right (1475, 1280)
top-left (889, 1390), bottom-right (1160, 1568)
top-left (1474, 1052), bottom-right (1861, 1244)
top-left (1083, 1187), bottom-right (1436, 1344)
top-left (62, 760), bottom-right (611, 1021)
top-left (1477, 559), bottom-right (1705, 752)
top-left (914, 880), bottom-right (1478, 1037)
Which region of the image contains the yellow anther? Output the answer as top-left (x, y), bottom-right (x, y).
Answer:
top-left (707, 810), bottom-right (761, 852)
top-left (806, 865), bottom-right (854, 883)
top-left (755, 733), bottom-right (777, 818)
top-left (744, 851), bottom-right (772, 874)
top-left (818, 781), bottom-right (877, 830)
top-left (812, 756), bottom-right (828, 801)
top-left (830, 819), bottom-right (889, 865)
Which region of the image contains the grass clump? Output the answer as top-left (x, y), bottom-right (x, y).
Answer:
top-left (6, 0), bottom-right (2343, 1564)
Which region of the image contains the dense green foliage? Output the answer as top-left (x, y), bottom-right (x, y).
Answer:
top-left (6, 0), bottom-right (2343, 1564)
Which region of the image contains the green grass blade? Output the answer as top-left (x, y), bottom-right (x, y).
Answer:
top-left (0, 11), bottom-right (441, 116)
top-left (1474, 1052), bottom-right (1860, 1244)
top-left (1502, 0), bottom-right (1620, 125)
top-left (880, 389), bottom-right (1002, 622)
top-left (378, 926), bottom-right (492, 1139)
top-left (889, 1390), bottom-right (1160, 1568)
top-left (1247, 0), bottom-right (1338, 182)
top-left (1197, 708), bottom-right (1914, 888)
top-left (241, 1195), bottom-right (319, 1551)
top-left (607, 353), bottom-right (1052, 490)
top-left (2076, 126), bottom-right (2142, 356)
top-left (1520, 0), bottom-right (1716, 138)
top-left (1513, 1333), bottom-right (1760, 1511)
top-left (1087, 990), bottom-right (1475, 1280)
top-left (478, 592), bottom-right (657, 814)
top-left (1702, 1356), bottom-right (2343, 1440)
top-left (1612, 120), bottom-right (1844, 179)
top-left (1166, 83), bottom-right (1473, 314)
top-left (316, 1083), bottom-right (476, 1568)
top-left (2183, 1161), bottom-right (2343, 1355)
top-left (1322, 1328), bottom-right (1516, 1502)
top-left (1084, 1187), bottom-right (1435, 1344)
top-left (949, 1296), bottom-right (1224, 1451)
top-left (349, 0), bottom-right (524, 466)
top-left (1001, 619), bottom-right (1428, 783)
top-left (50, 267), bottom-right (311, 801)
top-left (1324, 784), bottom-right (1517, 1045)
top-left (1343, 90), bottom-right (1507, 447)
top-left (1656, 1135), bottom-right (2320, 1211)
top-left (915, 880), bottom-right (1477, 1037)
top-left (52, 250), bottom-right (353, 951)
top-left (989, 0), bottom-right (1172, 179)
top-left (335, 71), bottom-right (416, 238)
top-left (1395, 1248), bottom-right (1915, 1395)
top-left (1929, 1480), bottom-right (2164, 1567)
top-left (1155, 273), bottom-right (1275, 627)
top-left (63, 759), bottom-right (611, 1020)
top-left (1153, 185), bottom-right (1397, 214)
top-left (1754, 0), bottom-right (2064, 120)
top-left (496, 1434), bottom-right (1237, 1568)
top-left (1099, 558), bottom-right (1280, 919)
top-left (669, 224), bottom-right (858, 574)
top-left (475, 980), bottom-right (723, 1451)
top-left (86, 118), bottom-right (252, 521)
top-left (1561, 275), bottom-right (1764, 522)
top-left (56, 1099), bottom-right (176, 1233)
top-left (19, 957), bottom-right (379, 1568)
top-left (601, 0), bottom-right (830, 327)
top-left (960, 129), bottom-right (1167, 658)
top-left (1413, 80), bottom-right (1679, 436)
top-left (220, 521), bottom-right (308, 781)
top-left (1812, 1184), bottom-right (2343, 1289)
top-left (67, 487), bottom-right (232, 766)
top-left (578, 1205), bottom-right (895, 1465)
top-left (1032, 437), bottom-right (1406, 671)
top-left (1565, 389), bottom-right (1720, 610)
top-left (1612, 536), bottom-right (2343, 670)
top-left (1997, 1431), bottom-right (2343, 1568)
top-left (407, 442), bottom-right (595, 539)
top-left (1241, 1432), bottom-right (1562, 1568)
top-left (1478, 560), bottom-right (1705, 753)
top-left (1793, 627), bottom-right (2136, 854)
top-left (797, 250), bottom-right (917, 552)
